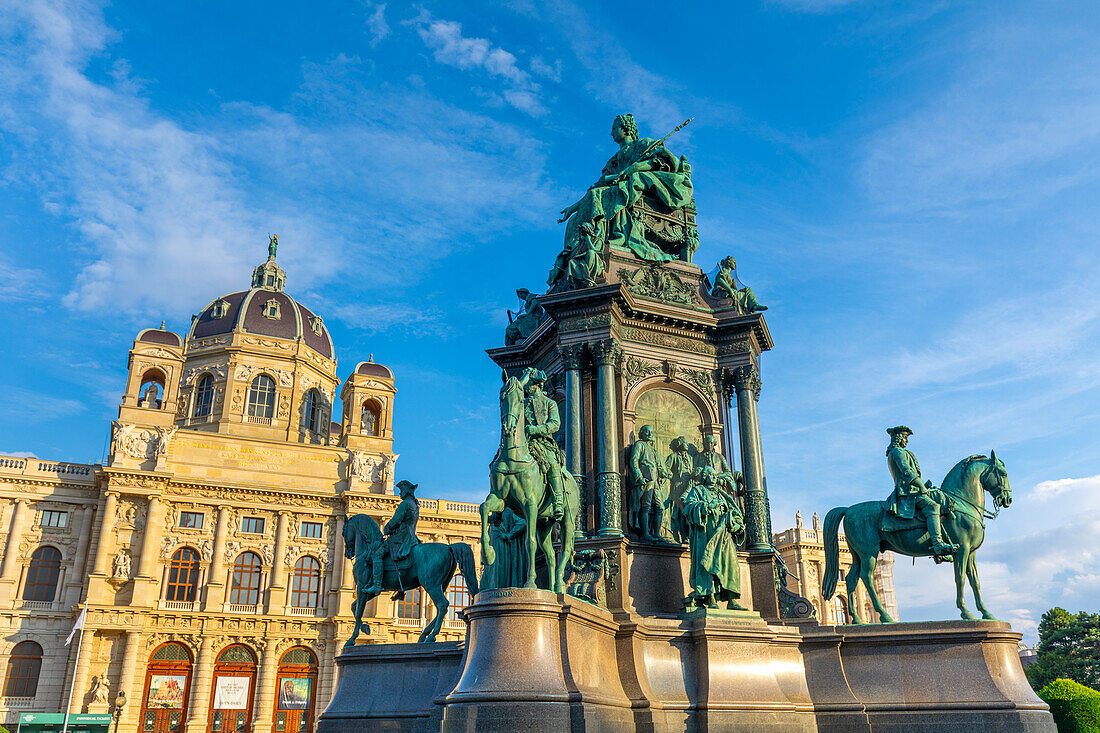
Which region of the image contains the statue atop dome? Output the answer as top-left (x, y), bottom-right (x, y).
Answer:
top-left (268, 233), bottom-right (278, 259)
top-left (549, 114), bottom-right (698, 293)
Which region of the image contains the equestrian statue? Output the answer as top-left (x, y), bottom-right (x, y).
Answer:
top-left (821, 426), bottom-right (1013, 623)
top-left (343, 480), bottom-right (478, 645)
top-left (481, 367), bottom-right (580, 592)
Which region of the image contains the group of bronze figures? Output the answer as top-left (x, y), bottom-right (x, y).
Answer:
top-left (338, 114), bottom-right (1017, 645)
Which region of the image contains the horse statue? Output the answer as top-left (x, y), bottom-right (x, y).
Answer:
top-left (821, 451), bottom-right (1012, 623)
top-left (480, 369), bottom-right (580, 592)
top-left (342, 513), bottom-right (478, 645)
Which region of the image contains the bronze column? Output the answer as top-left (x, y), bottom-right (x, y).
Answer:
top-left (561, 345), bottom-right (585, 538)
top-left (734, 365), bottom-right (771, 551)
top-left (592, 340), bottom-right (622, 537)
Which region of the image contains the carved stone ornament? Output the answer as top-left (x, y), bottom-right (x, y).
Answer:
top-left (682, 368), bottom-right (718, 406)
top-left (621, 326), bottom-right (715, 356)
top-left (559, 313), bottom-right (612, 332)
top-left (348, 451), bottom-right (380, 483)
top-left (732, 364), bottom-right (763, 401)
top-left (623, 356), bottom-right (660, 390)
top-left (112, 550), bottom-right (132, 579)
top-left (241, 336), bottom-right (295, 352)
top-left (111, 422), bottom-right (158, 460)
top-left (618, 265), bottom-right (699, 307)
top-left (183, 365), bottom-right (227, 385)
top-left (261, 544), bottom-right (276, 566)
top-left (224, 541), bottom-right (242, 565)
top-left (309, 315), bottom-right (324, 336)
top-left (277, 394), bottom-right (291, 419)
top-left (262, 299), bottom-right (282, 320)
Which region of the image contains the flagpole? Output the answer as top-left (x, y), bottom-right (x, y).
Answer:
top-left (62, 606), bottom-right (87, 733)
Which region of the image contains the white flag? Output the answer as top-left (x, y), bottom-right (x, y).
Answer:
top-left (65, 607), bottom-right (87, 646)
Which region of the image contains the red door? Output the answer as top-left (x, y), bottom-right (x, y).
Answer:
top-left (208, 645), bottom-right (257, 733)
top-left (272, 648), bottom-right (318, 733)
top-left (140, 643), bottom-right (193, 733)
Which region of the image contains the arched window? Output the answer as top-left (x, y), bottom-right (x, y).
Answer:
top-left (446, 574), bottom-right (470, 620)
top-left (829, 596), bottom-right (848, 625)
top-left (361, 400), bottom-right (381, 436)
top-left (139, 368), bottom-right (166, 409)
top-left (140, 642), bottom-right (192, 733)
top-left (23, 546), bottom-right (61, 602)
top-left (230, 552), bottom-right (262, 606)
top-left (247, 375), bottom-right (276, 419)
top-left (301, 389), bottom-right (322, 434)
top-left (275, 647), bottom-right (318, 733)
top-left (3, 641), bottom-right (43, 698)
top-left (166, 548), bottom-right (200, 602)
top-left (193, 375), bottom-right (215, 419)
top-left (290, 556), bottom-right (322, 610)
top-left (396, 588), bottom-right (421, 620)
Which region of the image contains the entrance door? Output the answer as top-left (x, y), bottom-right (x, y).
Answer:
top-left (272, 648), bottom-right (317, 733)
top-left (140, 642), bottom-right (193, 733)
top-left (208, 645), bottom-right (257, 733)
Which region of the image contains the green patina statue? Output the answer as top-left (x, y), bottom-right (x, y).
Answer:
top-left (343, 491), bottom-right (478, 645)
top-left (557, 114), bottom-right (695, 267)
top-left (683, 466), bottom-right (747, 611)
top-left (483, 509), bottom-right (529, 590)
top-left (547, 222), bottom-right (606, 291)
top-left (694, 434), bottom-right (740, 496)
top-left (666, 436), bottom-right (697, 544)
top-left (504, 288), bottom-right (547, 346)
top-left (628, 425), bottom-right (672, 542)
top-left (885, 426), bottom-right (958, 557)
top-left (711, 256), bottom-right (767, 313)
top-left (524, 370), bottom-right (566, 520)
top-left (481, 368), bottom-right (580, 592)
top-left (821, 430), bottom-right (1014, 623)
top-left (268, 233), bottom-right (278, 259)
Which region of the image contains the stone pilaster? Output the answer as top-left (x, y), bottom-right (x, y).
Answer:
top-left (268, 511), bottom-right (290, 613)
top-left (204, 505), bottom-right (230, 609)
top-left (252, 641), bottom-right (278, 733)
top-left (64, 505), bottom-right (96, 605)
top-left (560, 344), bottom-right (585, 538)
top-left (591, 340), bottom-right (623, 537)
top-left (0, 498), bottom-right (29, 604)
top-left (132, 495), bottom-right (162, 605)
top-left (90, 493), bottom-right (118, 576)
top-left (331, 514), bottom-right (353, 616)
top-left (185, 635), bottom-right (215, 732)
top-left (67, 628), bottom-right (94, 714)
top-left (116, 631), bottom-right (143, 733)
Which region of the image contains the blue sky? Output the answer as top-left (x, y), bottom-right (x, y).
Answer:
top-left (1, 0), bottom-right (1098, 639)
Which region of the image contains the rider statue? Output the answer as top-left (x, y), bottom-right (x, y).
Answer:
top-left (885, 426), bottom-right (959, 556)
top-left (523, 369), bottom-right (565, 520)
top-left (365, 480), bottom-right (422, 595)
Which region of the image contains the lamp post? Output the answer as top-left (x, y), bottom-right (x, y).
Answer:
top-left (111, 691), bottom-right (127, 733)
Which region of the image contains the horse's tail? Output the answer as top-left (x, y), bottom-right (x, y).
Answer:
top-left (821, 506), bottom-right (847, 600)
top-left (451, 542), bottom-right (479, 597)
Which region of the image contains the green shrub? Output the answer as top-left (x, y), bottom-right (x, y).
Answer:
top-left (1039, 678), bottom-right (1100, 732)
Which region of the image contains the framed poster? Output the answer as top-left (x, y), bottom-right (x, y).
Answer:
top-left (147, 675), bottom-right (187, 709)
top-left (278, 678), bottom-right (312, 710)
top-left (213, 676), bottom-right (251, 710)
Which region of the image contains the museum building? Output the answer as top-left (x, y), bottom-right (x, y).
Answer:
top-left (0, 248), bottom-right (483, 733)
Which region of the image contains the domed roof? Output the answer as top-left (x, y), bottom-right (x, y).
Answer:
top-left (185, 246), bottom-right (335, 360)
top-left (355, 358), bottom-right (393, 379)
top-left (137, 327), bottom-right (183, 348)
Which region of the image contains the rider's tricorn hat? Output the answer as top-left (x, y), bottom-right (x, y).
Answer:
top-left (395, 480), bottom-right (418, 494)
top-left (529, 369), bottom-right (548, 384)
top-left (887, 425), bottom-right (913, 438)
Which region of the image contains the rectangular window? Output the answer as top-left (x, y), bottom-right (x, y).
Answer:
top-left (396, 588), bottom-right (421, 619)
top-left (300, 521), bottom-right (323, 539)
top-left (241, 517), bottom-right (265, 534)
top-left (41, 510), bottom-right (68, 528)
top-left (180, 511), bottom-right (204, 529)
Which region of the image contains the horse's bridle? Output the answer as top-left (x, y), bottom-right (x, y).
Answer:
top-left (979, 458), bottom-right (1009, 517)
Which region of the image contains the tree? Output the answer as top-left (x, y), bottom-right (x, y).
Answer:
top-left (1025, 607), bottom-right (1100, 691)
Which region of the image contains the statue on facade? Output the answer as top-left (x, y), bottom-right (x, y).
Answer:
top-left (548, 222), bottom-right (606, 292)
top-left (683, 466), bottom-right (746, 611)
top-left (557, 114), bottom-right (695, 265)
top-left (884, 426), bottom-right (958, 557)
top-left (524, 370), bottom-right (565, 520)
top-left (820, 437), bottom-right (1013, 623)
top-left (481, 368), bottom-right (580, 593)
top-left (483, 509), bottom-right (528, 590)
top-left (268, 233), bottom-right (278, 259)
top-left (90, 675), bottom-right (110, 705)
top-left (666, 436), bottom-right (697, 543)
top-left (628, 425), bottom-right (672, 542)
top-left (343, 497), bottom-right (478, 645)
top-left (711, 256), bottom-right (767, 313)
top-left (112, 550), bottom-right (131, 579)
top-left (504, 288), bottom-right (548, 346)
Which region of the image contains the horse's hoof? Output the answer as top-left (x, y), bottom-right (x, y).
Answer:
top-left (524, 581), bottom-right (537, 590)
top-left (343, 640), bottom-right (356, 649)
top-left (880, 615), bottom-right (896, 623)
top-left (960, 610), bottom-right (976, 621)
top-left (981, 613), bottom-right (998, 621)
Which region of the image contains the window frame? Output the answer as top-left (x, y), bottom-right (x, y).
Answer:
top-left (192, 374), bottom-right (215, 419)
top-left (179, 511), bottom-right (204, 530)
top-left (361, 400), bottom-right (381, 436)
top-left (230, 552), bottom-right (263, 606)
top-left (396, 588), bottom-right (421, 620)
top-left (299, 521), bottom-right (323, 540)
top-left (22, 546), bottom-right (62, 603)
top-left (3, 640), bottom-right (43, 698)
top-left (241, 516), bottom-right (265, 535)
top-left (40, 510), bottom-right (68, 528)
top-left (165, 547), bottom-right (200, 602)
top-left (290, 556), bottom-right (322, 610)
top-left (247, 375), bottom-right (276, 419)
top-left (446, 574), bottom-right (470, 620)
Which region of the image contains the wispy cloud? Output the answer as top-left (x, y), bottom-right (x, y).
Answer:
top-left (364, 2), bottom-right (389, 47)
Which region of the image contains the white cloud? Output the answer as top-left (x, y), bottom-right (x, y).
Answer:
top-left (1032, 474), bottom-right (1100, 501)
top-left (414, 18), bottom-right (545, 116)
top-left (365, 2), bottom-right (389, 47)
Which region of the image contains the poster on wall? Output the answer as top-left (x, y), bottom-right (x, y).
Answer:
top-left (278, 678), bottom-right (312, 710)
top-left (213, 676), bottom-right (251, 710)
top-left (147, 675), bottom-right (187, 709)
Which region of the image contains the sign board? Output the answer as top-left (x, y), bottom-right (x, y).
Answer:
top-left (17, 714), bottom-right (112, 733)
top-left (213, 676), bottom-right (252, 710)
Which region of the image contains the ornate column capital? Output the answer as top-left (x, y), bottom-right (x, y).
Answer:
top-left (732, 364), bottom-right (762, 401)
top-left (590, 339), bottom-right (622, 371)
top-left (559, 344), bottom-right (583, 370)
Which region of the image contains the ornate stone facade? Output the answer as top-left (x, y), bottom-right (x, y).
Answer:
top-left (773, 512), bottom-right (899, 624)
top-left (0, 252), bottom-right (482, 733)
